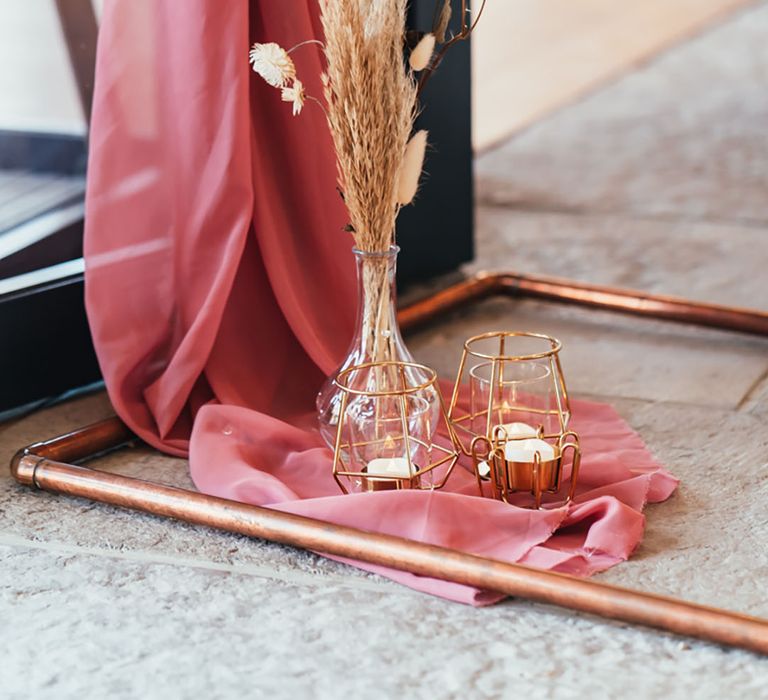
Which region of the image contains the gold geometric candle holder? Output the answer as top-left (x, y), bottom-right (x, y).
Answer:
top-left (448, 331), bottom-right (582, 508)
top-left (469, 429), bottom-right (581, 508)
top-left (331, 360), bottom-right (459, 494)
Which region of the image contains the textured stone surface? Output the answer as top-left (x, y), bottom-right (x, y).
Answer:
top-left (0, 394), bottom-right (400, 592)
top-left (409, 296), bottom-right (768, 407)
top-left (590, 398), bottom-right (768, 606)
top-left (742, 369), bottom-right (768, 418)
top-left (476, 3), bottom-right (768, 225)
top-left (473, 208), bottom-right (768, 309)
top-left (3, 541), bottom-right (768, 700)
top-left (471, 0), bottom-right (755, 150)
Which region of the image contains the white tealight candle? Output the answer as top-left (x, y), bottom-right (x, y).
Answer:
top-left (367, 457), bottom-right (413, 479)
top-left (498, 421), bottom-right (538, 439)
top-left (477, 460), bottom-right (491, 478)
top-left (504, 438), bottom-right (556, 463)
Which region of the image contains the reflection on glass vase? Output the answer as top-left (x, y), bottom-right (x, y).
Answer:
top-left (316, 246), bottom-right (438, 452)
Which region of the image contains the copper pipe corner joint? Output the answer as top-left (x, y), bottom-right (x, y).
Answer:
top-left (10, 449), bottom-right (41, 487)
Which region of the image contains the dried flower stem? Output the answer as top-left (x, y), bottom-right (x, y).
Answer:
top-left (288, 39), bottom-right (326, 53)
top-left (418, 0), bottom-right (487, 94)
top-left (305, 94), bottom-right (329, 120)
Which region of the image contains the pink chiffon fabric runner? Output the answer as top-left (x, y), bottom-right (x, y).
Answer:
top-left (84, 0), bottom-right (677, 605)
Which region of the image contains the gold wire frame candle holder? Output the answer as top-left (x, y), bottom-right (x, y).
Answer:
top-left (448, 331), bottom-right (582, 508)
top-left (470, 430), bottom-right (581, 508)
top-left (331, 361), bottom-right (459, 494)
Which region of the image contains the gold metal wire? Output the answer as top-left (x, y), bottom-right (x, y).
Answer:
top-left (462, 330), bottom-right (563, 362)
top-left (449, 331), bottom-right (581, 508)
top-left (332, 360), bottom-right (460, 494)
top-left (335, 360), bottom-right (437, 396)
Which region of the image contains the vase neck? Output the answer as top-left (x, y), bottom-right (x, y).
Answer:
top-left (350, 246), bottom-right (410, 365)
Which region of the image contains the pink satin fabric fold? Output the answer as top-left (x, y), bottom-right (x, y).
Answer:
top-left (188, 397), bottom-right (677, 604)
top-left (85, 0), bottom-right (677, 605)
top-left (86, 0), bottom-right (354, 455)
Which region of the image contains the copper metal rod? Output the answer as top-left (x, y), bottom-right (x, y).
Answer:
top-left (399, 271), bottom-right (768, 336)
top-left (10, 418), bottom-right (768, 656)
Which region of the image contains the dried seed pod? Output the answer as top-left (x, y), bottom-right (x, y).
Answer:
top-left (433, 0), bottom-right (452, 43)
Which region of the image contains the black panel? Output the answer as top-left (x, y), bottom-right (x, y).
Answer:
top-left (0, 130), bottom-right (87, 175)
top-left (0, 218), bottom-right (84, 280)
top-left (0, 275), bottom-right (100, 415)
top-left (398, 0), bottom-right (474, 287)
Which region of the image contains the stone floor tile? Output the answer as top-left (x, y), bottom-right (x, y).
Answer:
top-left (409, 296), bottom-right (768, 407)
top-left (475, 4), bottom-right (768, 225)
top-left (0, 390), bottom-right (114, 466)
top-left (741, 369), bottom-right (768, 417)
top-left (471, 0), bottom-right (755, 149)
top-left (0, 393), bottom-right (399, 588)
top-left (586, 397), bottom-right (768, 610)
top-left (473, 207), bottom-right (768, 310)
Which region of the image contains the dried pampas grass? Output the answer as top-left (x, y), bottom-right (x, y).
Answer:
top-left (319, 0), bottom-right (418, 253)
top-left (433, 0), bottom-right (452, 44)
top-left (249, 1), bottom-right (487, 254)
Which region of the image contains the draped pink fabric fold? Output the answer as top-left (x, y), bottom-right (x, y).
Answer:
top-left (85, 0), bottom-right (677, 604)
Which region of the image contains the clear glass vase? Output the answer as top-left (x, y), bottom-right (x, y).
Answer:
top-left (316, 246), bottom-right (438, 451)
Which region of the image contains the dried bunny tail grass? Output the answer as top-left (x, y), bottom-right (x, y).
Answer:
top-left (396, 129), bottom-right (428, 205)
top-left (320, 0), bottom-right (418, 252)
top-left (409, 33), bottom-right (435, 72)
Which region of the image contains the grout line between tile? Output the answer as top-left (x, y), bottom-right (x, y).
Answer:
top-left (736, 366), bottom-right (768, 411)
top-left (474, 200), bottom-right (768, 232)
top-left (0, 531), bottom-right (412, 598)
top-left (573, 392), bottom-right (748, 413)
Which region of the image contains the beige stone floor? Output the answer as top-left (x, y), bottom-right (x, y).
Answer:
top-left (3, 6), bottom-right (768, 699)
top-left (471, 0), bottom-right (756, 150)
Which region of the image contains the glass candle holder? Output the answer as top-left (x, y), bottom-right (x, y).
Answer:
top-left (331, 361), bottom-right (459, 494)
top-left (470, 430), bottom-right (581, 508)
top-left (347, 394), bottom-right (432, 472)
top-left (468, 360), bottom-right (556, 439)
top-left (449, 331), bottom-right (581, 508)
top-left (450, 331), bottom-right (571, 451)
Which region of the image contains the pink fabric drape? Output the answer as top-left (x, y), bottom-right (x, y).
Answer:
top-left (86, 0), bottom-right (354, 455)
top-left (85, 0), bottom-right (677, 604)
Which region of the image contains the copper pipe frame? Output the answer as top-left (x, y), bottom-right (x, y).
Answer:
top-left (10, 417), bottom-right (768, 655)
top-left (9, 272), bottom-right (768, 655)
top-left (399, 271), bottom-right (768, 336)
